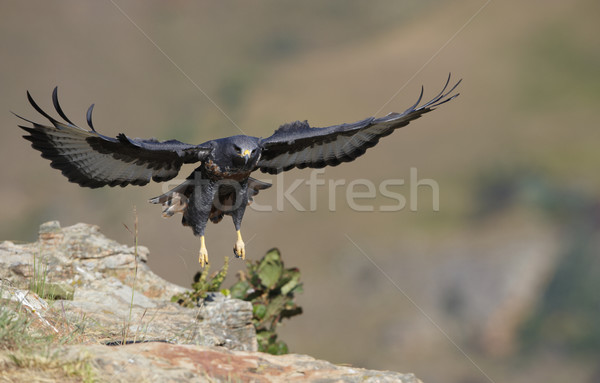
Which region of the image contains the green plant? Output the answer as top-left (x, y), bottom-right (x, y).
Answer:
top-left (29, 250), bottom-right (49, 300)
top-left (171, 249), bottom-right (303, 354)
top-left (171, 257), bottom-right (230, 307)
top-left (0, 294), bottom-right (56, 353)
top-left (0, 300), bottom-right (96, 381)
top-left (6, 351), bottom-right (97, 383)
top-left (0, 305), bottom-right (33, 351)
top-left (28, 252), bottom-right (74, 301)
top-left (230, 248), bottom-right (303, 355)
top-left (121, 207), bottom-right (141, 345)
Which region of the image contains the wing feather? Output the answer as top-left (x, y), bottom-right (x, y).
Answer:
top-left (16, 88), bottom-right (212, 188)
top-left (258, 75), bottom-right (460, 174)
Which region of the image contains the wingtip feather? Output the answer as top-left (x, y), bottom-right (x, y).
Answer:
top-left (404, 86), bottom-right (424, 114)
top-left (86, 104), bottom-right (96, 131)
top-left (27, 90), bottom-right (61, 126)
top-left (52, 86), bottom-right (76, 125)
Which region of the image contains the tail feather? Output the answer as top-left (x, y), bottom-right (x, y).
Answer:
top-left (148, 180), bottom-right (192, 218)
top-left (247, 177), bottom-right (272, 204)
top-left (209, 177), bottom-right (272, 222)
top-left (148, 177), bottom-right (272, 221)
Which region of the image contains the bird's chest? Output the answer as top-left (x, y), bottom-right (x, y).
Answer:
top-left (203, 159), bottom-right (251, 181)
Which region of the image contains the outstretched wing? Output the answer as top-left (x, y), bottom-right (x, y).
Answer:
top-left (16, 88), bottom-right (211, 188)
top-left (257, 75), bottom-right (461, 175)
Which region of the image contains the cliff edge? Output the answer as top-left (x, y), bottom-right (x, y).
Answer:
top-left (0, 221), bottom-right (421, 382)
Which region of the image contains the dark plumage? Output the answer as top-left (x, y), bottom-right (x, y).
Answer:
top-left (16, 75), bottom-right (460, 266)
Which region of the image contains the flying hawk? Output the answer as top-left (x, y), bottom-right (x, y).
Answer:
top-left (16, 75), bottom-right (460, 267)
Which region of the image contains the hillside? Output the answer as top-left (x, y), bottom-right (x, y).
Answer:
top-left (1, 1), bottom-right (599, 382)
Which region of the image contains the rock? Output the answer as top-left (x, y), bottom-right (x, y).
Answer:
top-left (0, 221), bottom-right (422, 382)
top-left (0, 221), bottom-right (256, 351)
top-left (53, 342), bottom-right (421, 382)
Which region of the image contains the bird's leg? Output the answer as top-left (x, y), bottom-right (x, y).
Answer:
top-left (230, 179), bottom-right (249, 260)
top-left (233, 230), bottom-right (245, 260)
top-left (199, 235), bottom-right (209, 267)
top-left (187, 170), bottom-right (216, 267)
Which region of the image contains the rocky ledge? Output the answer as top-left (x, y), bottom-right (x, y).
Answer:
top-left (0, 221), bottom-right (421, 382)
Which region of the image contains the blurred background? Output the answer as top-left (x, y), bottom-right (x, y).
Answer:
top-left (1, 1), bottom-right (599, 382)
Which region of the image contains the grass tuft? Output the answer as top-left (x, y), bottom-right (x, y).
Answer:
top-left (121, 206), bottom-right (142, 345)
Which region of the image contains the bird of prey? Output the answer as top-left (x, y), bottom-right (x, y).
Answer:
top-left (16, 75), bottom-right (460, 267)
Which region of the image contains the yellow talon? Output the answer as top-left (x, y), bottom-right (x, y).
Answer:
top-left (234, 230), bottom-right (246, 260)
top-left (199, 236), bottom-right (209, 267)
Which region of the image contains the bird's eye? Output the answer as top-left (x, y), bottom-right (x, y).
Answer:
top-left (233, 145), bottom-right (241, 153)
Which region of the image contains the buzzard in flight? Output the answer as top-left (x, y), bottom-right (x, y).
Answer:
top-left (16, 75), bottom-right (460, 267)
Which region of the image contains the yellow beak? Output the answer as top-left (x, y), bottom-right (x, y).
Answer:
top-left (241, 149), bottom-right (251, 158)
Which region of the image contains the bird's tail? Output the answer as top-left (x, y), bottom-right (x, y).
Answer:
top-left (148, 177), bottom-right (272, 220)
top-left (148, 180), bottom-right (192, 218)
top-left (209, 177), bottom-right (272, 224)
top-left (247, 177), bottom-right (272, 202)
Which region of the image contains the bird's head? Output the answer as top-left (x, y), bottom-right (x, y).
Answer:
top-left (227, 135), bottom-right (260, 170)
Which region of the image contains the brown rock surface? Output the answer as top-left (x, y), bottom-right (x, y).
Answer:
top-left (52, 342), bottom-right (421, 382)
